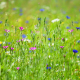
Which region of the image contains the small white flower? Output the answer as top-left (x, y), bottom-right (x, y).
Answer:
top-left (51, 18), bottom-right (60, 23)
top-left (55, 64), bottom-right (59, 66)
top-left (49, 55), bottom-right (50, 58)
top-left (11, 0), bottom-right (15, 4)
top-left (52, 43), bottom-right (54, 46)
top-left (26, 39), bottom-right (31, 43)
top-left (0, 2), bottom-right (6, 9)
top-left (65, 38), bottom-right (68, 41)
top-left (62, 68), bottom-right (65, 71)
top-left (3, 41), bottom-right (5, 44)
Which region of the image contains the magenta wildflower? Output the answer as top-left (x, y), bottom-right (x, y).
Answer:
top-left (11, 47), bottom-right (14, 50)
top-left (62, 38), bottom-right (65, 41)
top-left (29, 47), bottom-right (36, 50)
top-left (16, 67), bottom-right (20, 70)
top-left (60, 46), bottom-right (64, 48)
top-left (3, 46), bottom-right (8, 49)
top-left (19, 27), bottom-right (24, 31)
top-left (21, 39), bottom-right (24, 41)
top-left (68, 29), bottom-right (73, 32)
top-left (5, 29), bottom-right (10, 32)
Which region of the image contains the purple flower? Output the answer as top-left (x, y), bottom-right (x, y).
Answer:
top-left (19, 27), bottom-right (24, 31)
top-left (29, 47), bottom-right (36, 50)
top-left (16, 67), bottom-right (20, 70)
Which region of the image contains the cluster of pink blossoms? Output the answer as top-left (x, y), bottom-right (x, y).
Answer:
top-left (68, 29), bottom-right (73, 32)
top-left (3, 46), bottom-right (8, 49)
top-left (5, 29), bottom-right (10, 32)
top-left (17, 39), bottom-right (24, 42)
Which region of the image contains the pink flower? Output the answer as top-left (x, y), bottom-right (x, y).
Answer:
top-left (68, 29), bottom-right (73, 32)
top-left (11, 47), bottom-right (14, 50)
top-left (29, 47), bottom-right (36, 50)
top-left (5, 29), bottom-right (10, 32)
top-left (19, 27), bottom-right (24, 31)
top-left (62, 38), bottom-right (64, 40)
top-left (3, 46), bottom-right (8, 49)
top-left (16, 67), bottom-right (20, 70)
top-left (21, 39), bottom-right (24, 41)
top-left (60, 46), bottom-right (64, 48)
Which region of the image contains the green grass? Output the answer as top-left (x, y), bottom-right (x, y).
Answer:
top-left (0, 0), bottom-right (80, 80)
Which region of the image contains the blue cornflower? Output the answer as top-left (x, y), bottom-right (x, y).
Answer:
top-left (22, 34), bottom-right (26, 38)
top-left (37, 18), bottom-right (41, 20)
top-left (8, 42), bottom-right (11, 44)
top-left (76, 27), bottom-right (80, 30)
top-left (48, 38), bottom-right (51, 41)
top-left (73, 50), bottom-right (78, 53)
top-left (74, 21), bottom-right (78, 24)
top-left (66, 16), bottom-right (70, 19)
top-left (77, 56), bottom-right (80, 58)
top-left (46, 67), bottom-right (51, 69)
top-left (25, 20), bottom-right (29, 23)
top-left (76, 40), bottom-right (80, 43)
top-left (29, 51), bottom-right (31, 53)
top-left (19, 13), bottom-right (23, 16)
top-left (0, 44), bottom-right (1, 46)
top-left (13, 8), bottom-right (16, 10)
top-left (40, 9), bottom-right (45, 12)
top-left (0, 21), bottom-right (2, 24)
top-left (20, 8), bottom-right (22, 12)
top-left (66, 26), bottom-right (70, 29)
top-left (4, 33), bottom-right (7, 36)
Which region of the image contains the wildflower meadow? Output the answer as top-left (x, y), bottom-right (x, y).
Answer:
top-left (0, 0), bottom-right (80, 80)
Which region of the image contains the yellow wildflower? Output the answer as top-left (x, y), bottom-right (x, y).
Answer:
top-left (0, 41), bottom-right (2, 44)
